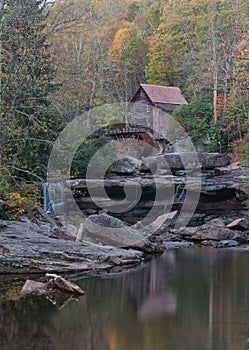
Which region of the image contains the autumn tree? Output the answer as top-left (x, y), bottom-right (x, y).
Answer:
top-left (49, 0), bottom-right (161, 109)
top-left (146, 0), bottom-right (249, 100)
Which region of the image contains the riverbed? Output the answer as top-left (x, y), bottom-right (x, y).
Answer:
top-left (0, 247), bottom-right (249, 350)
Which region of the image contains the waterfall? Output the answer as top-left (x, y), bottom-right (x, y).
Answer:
top-left (174, 184), bottom-right (185, 202)
top-left (42, 182), bottom-right (65, 216)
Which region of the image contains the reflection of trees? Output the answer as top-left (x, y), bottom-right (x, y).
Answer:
top-left (0, 249), bottom-right (249, 350)
top-left (0, 296), bottom-right (53, 350)
top-left (206, 249), bottom-right (249, 350)
top-left (127, 253), bottom-right (177, 319)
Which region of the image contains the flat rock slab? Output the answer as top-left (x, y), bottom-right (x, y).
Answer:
top-left (142, 152), bottom-right (231, 171)
top-left (0, 218), bottom-right (144, 273)
top-left (162, 241), bottom-right (194, 249)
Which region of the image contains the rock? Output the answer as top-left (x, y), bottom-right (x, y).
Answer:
top-left (0, 220), bottom-right (8, 229)
top-left (162, 241), bottom-right (194, 249)
top-left (52, 227), bottom-right (75, 240)
top-left (82, 212), bottom-right (147, 247)
top-left (21, 280), bottom-right (47, 295)
top-left (46, 292), bottom-right (80, 309)
top-left (143, 153), bottom-right (199, 172)
top-left (178, 226), bottom-right (198, 237)
top-left (232, 231), bottom-right (249, 244)
top-left (159, 231), bottom-right (183, 242)
top-left (210, 240), bottom-right (239, 248)
top-left (103, 255), bottom-right (142, 266)
top-left (233, 183), bottom-right (249, 201)
top-left (178, 219), bottom-right (226, 241)
top-left (192, 226), bottom-right (234, 241)
top-left (21, 277), bottom-right (83, 309)
top-left (206, 218), bottom-right (226, 227)
top-left (149, 210), bottom-right (178, 234)
top-left (198, 152), bottom-right (231, 169)
top-left (110, 157), bottom-right (142, 174)
top-left (128, 240), bottom-right (164, 254)
top-left (0, 216), bottom-right (147, 272)
top-left (22, 275), bottom-right (84, 295)
top-left (227, 218), bottom-right (249, 231)
top-left (178, 219), bottom-right (233, 242)
top-left (46, 273), bottom-right (84, 295)
top-left (142, 152), bottom-right (230, 172)
top-left (214, 163), bottom-right (240, 175)
top-left (85, 208), bottom-right (97, 215)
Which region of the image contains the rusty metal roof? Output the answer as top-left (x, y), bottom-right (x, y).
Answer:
top-left (139, 84), bottom-right (188, 105)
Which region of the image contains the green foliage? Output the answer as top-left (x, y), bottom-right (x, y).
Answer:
top-left (172, 98), bottom-right (213, 145)
top-left (0, 0), bottom-right (248, 202)
top-left (11, 263), bottom-right (24, 268)
top-left (0, 172), bottom-right (10, 199)
top-left (1, 0), bottom-right (58, 180)
top-left (242, 131), bottom-right (249, 163)
top-left (71, 136), bottom-right (117, 178)
top-left (126, 2), bottom-right (140, 21)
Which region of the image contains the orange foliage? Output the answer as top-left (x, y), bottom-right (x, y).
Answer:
top-left (214, 95), bottom-right (228, 119)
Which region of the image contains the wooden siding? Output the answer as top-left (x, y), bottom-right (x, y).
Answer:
top-left (132, 87), bottom-right (151, 104)
top-left (129, 102), bottom-right (152, 128)
top-left (155, 102), bottom-right (180, 112)
top-left (152, 109), bottom-right (169, 139)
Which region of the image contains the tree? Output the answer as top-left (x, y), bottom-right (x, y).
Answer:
top-left (1, 0), bottom-right (57, 179)
top-left (172, 98), bottom-right (213, 146)
top-left (146, 0), bottom-right (249, 103)
top-left (107, 23), bottom-right (148, 100)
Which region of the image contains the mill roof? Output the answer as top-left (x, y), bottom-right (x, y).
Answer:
top-left (132, 84), bottom-right (188, 105)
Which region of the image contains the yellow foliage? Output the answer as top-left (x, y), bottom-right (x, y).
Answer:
top-left (107, 27), bottom-right (128, 62)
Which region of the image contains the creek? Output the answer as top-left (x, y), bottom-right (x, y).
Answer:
top-left (0, 247), bottom-right (249, 350)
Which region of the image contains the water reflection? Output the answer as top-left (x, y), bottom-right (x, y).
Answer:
top-left (0, 248), bottom-right (249, 350)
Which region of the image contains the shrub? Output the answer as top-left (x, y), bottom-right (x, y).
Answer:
top-left (0, 173), bottom-right (40, 219)
top-left (172, 98), bottom-right (213, 146)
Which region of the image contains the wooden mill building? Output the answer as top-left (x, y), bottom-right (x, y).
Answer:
top-left (103, 84), bottom-right (188, 155)
top-left (128, 84), bottom-right (188, 140)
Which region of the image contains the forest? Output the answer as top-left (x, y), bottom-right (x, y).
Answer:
top-left (0, 0), bottom-right (249, 217)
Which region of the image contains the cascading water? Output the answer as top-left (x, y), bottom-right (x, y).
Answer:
top-left (42, 182), bottom-right (65, 216)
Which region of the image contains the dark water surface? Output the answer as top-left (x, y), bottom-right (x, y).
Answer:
top-left (0, 247), bottom-right (249, 350)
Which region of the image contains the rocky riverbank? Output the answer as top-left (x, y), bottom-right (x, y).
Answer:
top-left (0, 203), bottom-right (248, 276)
top-left (70, 161), bottom-right (249, 225)
top-left (0, 161), bottom-right (248, 276)
top-left (0, 216), bottom-right (147, 275)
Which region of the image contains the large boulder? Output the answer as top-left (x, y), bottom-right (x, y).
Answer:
top-left (198, 152), bottom-right (231, 169)
top-left (81, 212), bottom-right (147, 247)
top-left (148, 210), bottom-right (178, 234)
top-left (142, 152), bottom-right (230, 173)
top-left (21, 274), bottom-right (84, 295)
top-left (81, 211), bottom-right (178, 248)
top-left (227, 218), bottom-right (249, 231)
top-left (143, 153), bottom-right (199, 172)
top-left (46, 273), bottom-right (84, 294)
top-left (177, 218), bottom-right (249, 244)
top-left (110, 157), bottom-right (142, 174)
top-left (179, 219), bottom-right (234, 241)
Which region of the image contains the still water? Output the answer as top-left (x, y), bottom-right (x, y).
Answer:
top-left (0, 247), bottom-right (249, 350)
